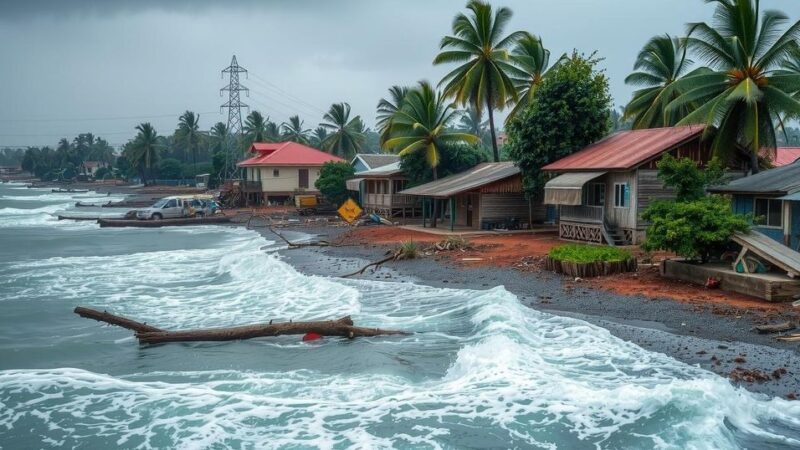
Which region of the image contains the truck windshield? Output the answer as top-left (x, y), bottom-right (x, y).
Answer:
top-left (151, 199), bottom-right (168, 208)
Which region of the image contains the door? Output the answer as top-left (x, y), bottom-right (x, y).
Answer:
top-left (298, 169), bottom-right (309, 189)
top-left (162, 199), bottom-right (181, 218)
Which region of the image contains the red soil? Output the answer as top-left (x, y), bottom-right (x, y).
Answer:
top-left (337, 226), bottom-right (793, 314)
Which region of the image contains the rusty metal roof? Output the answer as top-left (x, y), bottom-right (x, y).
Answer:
top-left (543, 125), bottom-right (705, 171)
top-left (399, 162), bottom-right (520, 198)
top-left (709, 161), bottom-right (800, 195)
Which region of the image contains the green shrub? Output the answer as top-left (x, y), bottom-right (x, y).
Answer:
top-left (548, 244), bottom-right (631, 263)
top-left (315, 161), bottom-right (354, 206)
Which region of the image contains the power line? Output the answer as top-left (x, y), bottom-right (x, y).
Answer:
top-left (248, 72), bottom-right (327, 115)
top-left (0, 110), bottom-right (220, 123)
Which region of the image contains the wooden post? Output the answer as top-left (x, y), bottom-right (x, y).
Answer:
top-left (450, 197), bottom-right (455, 231)
top-left (422, 197), bottom-right (427, 228)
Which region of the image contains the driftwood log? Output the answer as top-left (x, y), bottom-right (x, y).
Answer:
top-left (74, 307), bottom-right (408, 345)
top-left (544, 256), bottom-right (637, 278)
top-left (753, 322), bottom-right (795, 334)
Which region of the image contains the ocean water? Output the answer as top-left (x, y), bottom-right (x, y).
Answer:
top-left (0, 182), bottom-right (799, 449)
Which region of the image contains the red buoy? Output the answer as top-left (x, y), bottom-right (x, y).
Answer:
top-left (302, 332), bottom-right (323, 342)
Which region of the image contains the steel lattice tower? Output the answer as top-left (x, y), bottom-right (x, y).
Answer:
top-left (219, 55), bottom-right (249, 180)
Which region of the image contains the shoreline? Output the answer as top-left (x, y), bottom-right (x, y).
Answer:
top-left (267, 225), bottom-right (799, 399)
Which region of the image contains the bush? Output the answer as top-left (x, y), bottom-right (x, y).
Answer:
top-left (315, 161), bottom-right (354, 206)
top-left (641, 196), bottom-right (750, 262)
top-left (656, 154), bottom-right (724, 202)
top-left (158, 158), bottom-right (183, 179)
top-left (548, 244), bottom-right (631, 263)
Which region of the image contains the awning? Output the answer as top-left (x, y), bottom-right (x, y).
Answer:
top-left (345, 178), bottom-right (364, 191)
top-left (778, 191), bottom-right (800, 201)
top-left (544, 171), bottom-right (606, 205)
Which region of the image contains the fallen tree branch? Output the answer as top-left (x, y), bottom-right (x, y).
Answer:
top-left (74, 306), bottom-right (163, 333)
top-left (74, 307), bottom-right (409, 344)
top-left (341, 252), bottom-right (400, 278)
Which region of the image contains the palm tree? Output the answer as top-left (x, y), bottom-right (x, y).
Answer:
top-left (376, 85), bottom-right (409, 149)
top-left (243, 111), bottom-right (269, 147)
top-left (281, 115), bottom-right (311, 144)
top-left (624, 34), bottom-right (700, 129)
top-left (319, 103), bottom-right (365, 159)
top-left (506, 35), bottom-right (556, 124)
top-left (458, 106), bottom-right (488, 142)
top-left (667, 0), bottom-right (800, 173)
top-left (310, 127), bottom-right (328, 149)
top-left (129, 123), bottom-right (159, 185)
top-left (209, 122), bottom-right (229, 154)
top-left (265, 120), bottom-right (281, 142)
top-left (176, 110), bottom-right (201, 176)
top-left (433, 0), bottom-right (527, 162)
top-left (385, 81), bottom-right (479, 227)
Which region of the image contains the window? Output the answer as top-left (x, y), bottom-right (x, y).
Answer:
top-left (273, 169), bottom-right (280, 177)
top-left (754, 198), bottom-right (782, 227)
top-left (585, 183), bottom-right (605, 206)
top-left (164, 199), bottom-right (178, 208)
top-left (614, 183), bottom-right (629, 208)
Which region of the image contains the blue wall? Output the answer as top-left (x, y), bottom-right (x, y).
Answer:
top-left (732, 195), bottom-right (800, 248)
top-left (352, 159), bottom-right (369, 173)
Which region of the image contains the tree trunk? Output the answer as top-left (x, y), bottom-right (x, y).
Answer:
top-left (74, 307), bottom-right (409, 345)
top-left (750, 147), bottom-right (760, 175)
top-left (486, 85), bottom-right (500, 163)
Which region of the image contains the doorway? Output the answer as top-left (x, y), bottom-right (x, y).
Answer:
top-left (298, 169), bottom-right (309, 188)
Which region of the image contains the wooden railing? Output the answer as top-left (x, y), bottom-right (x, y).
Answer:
top-left (559, 205), bottom-right (603, 223)
top-left (241, 181), bottom-right (262, 192)
top-left (364, 193), bottom-right (417, 208)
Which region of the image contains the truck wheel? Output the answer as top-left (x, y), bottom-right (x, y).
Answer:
top-left (151, 213), bottom-right (162, 221)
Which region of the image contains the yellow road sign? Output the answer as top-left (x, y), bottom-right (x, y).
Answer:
top-left (337, 198), bottom-right (363, 224)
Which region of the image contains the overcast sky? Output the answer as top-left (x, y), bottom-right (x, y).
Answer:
top-left (1, 0), bottom-right (798, 149)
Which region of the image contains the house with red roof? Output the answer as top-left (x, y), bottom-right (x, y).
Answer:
top-left (237, 142), bottom-right (344, 204)
top-left (542, 126), bottom-right (748, 245)
top-left (770, 147), bottom-right (800, 167)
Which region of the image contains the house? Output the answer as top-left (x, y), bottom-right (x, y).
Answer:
top-left (350, 153), bottom-right (400, 173)
top-left (769, 147), bottom-right (800, 167)
top-left (238, 142), bottom-right (344, 204)
top-left (708, 162), bottom-right (800, 249)
top-left (81, 161), bottom-right (108, 178)
top-left (346, 161), bottom-right (418, 217)
top-left (400, 162), bottom-right (546, 231)
top-left (542, 125), bottom-right (746, 245)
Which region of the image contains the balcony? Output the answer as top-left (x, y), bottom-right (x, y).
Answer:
top-left (559, 205), bottom-right (603, 223)
top-left (241, 181), bottom-right (262, 193)
top-left (364, 193), bottom-right (418, 209)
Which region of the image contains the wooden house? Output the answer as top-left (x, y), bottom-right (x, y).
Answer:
top-left (346, 162), bottom-right (418, 217)
top-left (400, 162), bottom-right (546, 231)
top-left (238, 142), bottom-right (344, 204)
top-left (543, 126), bottom-right (746, 245)
top-left (709, 162), bottom-right (800, 250)
top-left (350, 154), bottom-right (400, 173)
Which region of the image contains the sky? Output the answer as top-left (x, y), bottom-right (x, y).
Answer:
top-left (1, 0), bottom-right (799, 149)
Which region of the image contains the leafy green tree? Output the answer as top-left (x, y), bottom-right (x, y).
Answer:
top-left (433, 0), bottom-right (527, 162)
top-left (158, 158), bottom-right (183, 179)
top-left (655, 154), bottom-right (724, 201)
top-left (376, 85), bottom-right (409, 148)
top-left (176, 111), bottom-right (201, 177)
top-left (385, 81), bottom-right (479, 181)
top-left (506, 52), bottom-right (611, 198)
top-left (642, 196), bottom-right (750, 262)
top-left (506, 35), bottom-right (557, 124)
top-left (400, 142), bottom-right (489, 186)
top-left (281, 115), bottom-right (311, 144)
top-left (320, 103), bottom-right (365, 159)
top-left (314, 161), bottom-right (355, 206)
top-left (624, 34), bottom-right (702, 129)
top-left (667, 0), bottom-right (800, 173)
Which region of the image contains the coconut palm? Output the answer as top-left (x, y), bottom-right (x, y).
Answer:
top-left (129, 123), bottom-right (159, 185)
top-left (319, 103), bottom-right (365, 159)
top-left (385, 81), bottom-right (479, 180)
top-left (458, 106), bottom-right (489, 142)
top-left (505, 35), bottom-right (559, 124)
top-left (209, 122), bottom-right (229, 154)
top-left (376, 85), bottom-right (409, 149)
top-left (433, 0), bottom-right (527, 162)
top-left (243, 111), bottom-right (269, 147)
top-left (666, 0), bottom-right (800, 172)
top-left (385, 81), bottom-right (480, 226)
top-left (265, 120), bottom-right (281, 142)
top-left (310, 127), bottom-right (328, 149)
top-left (281, 115), bottom-right (311, 144)
top-left (624, 34), bottom-right (700, 129)
top-left (176, 110), bottom-right (201, 175)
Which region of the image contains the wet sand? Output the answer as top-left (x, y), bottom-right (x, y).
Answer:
top-left (268, 225), bottom-right (800, 399)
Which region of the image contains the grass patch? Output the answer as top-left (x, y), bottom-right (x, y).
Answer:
top-left (548, 244), bottom-right (631, 264)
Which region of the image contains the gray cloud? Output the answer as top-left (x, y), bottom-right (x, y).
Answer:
top-left (0, 0), bottom-right (798, 148)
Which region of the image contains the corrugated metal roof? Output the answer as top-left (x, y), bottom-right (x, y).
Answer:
top-left (543, 125), bottom-right (705, 171)
top-left (238, 142), bottom-right (344, 167)
top-left (352, 153), bottom-right (400, 170)
top-left (709, 161), bottom-right (800, 195)
top-left (355, 161), bottom-right (403, 178)
top-left (399, 162), bottom-right (520, 198)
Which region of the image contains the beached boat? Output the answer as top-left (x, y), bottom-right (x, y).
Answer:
top-left (97, 215), bottom-right (231, 228)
